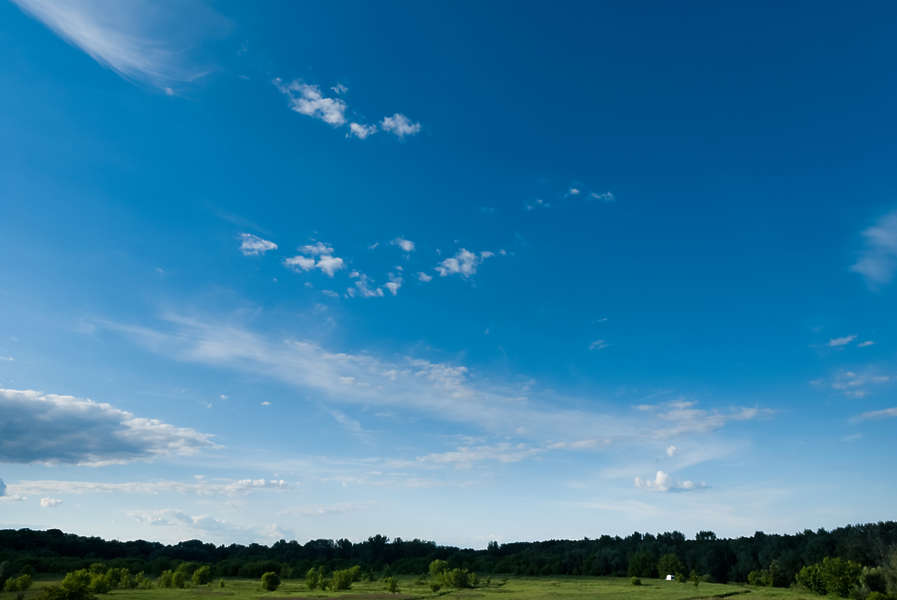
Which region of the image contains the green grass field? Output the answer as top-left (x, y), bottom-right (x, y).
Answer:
top-left (0, 577), bottom-right (823, 600)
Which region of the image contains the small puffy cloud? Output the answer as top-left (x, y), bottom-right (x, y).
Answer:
top-left (525, 198), bottom-right (550, 211)
top-left (0, 388), bottom-right (216, 465)
top-left (851, 210), bottom-right (897, 288)
top-left (590, 191), bottom-right (615, 202)
top-left (588, 339), bottom-right (608, 351)
top-left (283, 255), bottom-right (316, 271)
top-left (384, 273), bottom-right (402, 296)
top-left (418, 272), bottom-right (433, 283)
top-left (348, 122), bottom-right (377, 139)
top-left (380, 113), bottom-right (421, 138)
top-left (316, 255), bottom-right (345, 277)
top-left (331, 82), bottom-right (348, 95)
top-left (435, 249), bottom-right (495, 278)
top-left (392, 238), bottom-right (415, 252)
top-left (850, 406), bottom-right (897, 423)
top-left (347, 273), bottom-right (384, 298)
top-left (238, 233), bottom-right (277, 256)
top-left (858, 340), bottom-right (875, 347)
top-left (40, 497), bottom-right (63, 508)
top-left (634, 470), bottom-right (706, 492)
top-left (260, 401), bottom-right (271, 406)
top-left (828, 334), bottom-right (857, 347)
top-left (283, 243), bottom-right (344, 277)
top-left (274, 79), bottom-right (347, 126)
top-left (300, 242), bottom-right (334, 256)
top-left (666, 445), bottom-right (678, 457)
top-left (567, 187), bottom-right (581, 196)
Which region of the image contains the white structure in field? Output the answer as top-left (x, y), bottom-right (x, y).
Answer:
top-left (665, 574), bottom-right (675, 581)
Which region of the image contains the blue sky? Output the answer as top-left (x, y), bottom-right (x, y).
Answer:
top-left (1, 0), bottom-right (896, 547)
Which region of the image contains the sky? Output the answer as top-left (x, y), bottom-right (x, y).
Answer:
top-left (1, 0), bottom-right (897, 548)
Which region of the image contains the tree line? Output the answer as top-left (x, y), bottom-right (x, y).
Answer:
top-left (1, 521), bottom-right (896, 588)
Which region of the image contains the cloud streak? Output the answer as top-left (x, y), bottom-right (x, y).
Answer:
top-left (12, 0), bottom-right (227, 92)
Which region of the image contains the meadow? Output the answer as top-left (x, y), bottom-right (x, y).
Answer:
top-left (1, 576), bottom-right (822, 600)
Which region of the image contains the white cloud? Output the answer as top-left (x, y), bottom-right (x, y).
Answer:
top-left (830, 370), bottom-right (891, 398)
top-left (283, 255), bottom-right (316, 271)
top-left (260, 401), bottom-right (271, 406)
top-left (567, 187), bottom-right (581, 196)
top-left (273, 79), bottom-right (347, 126)
top-left (238, 233), bottom-right (277, 256)
top-left (851, 209), bottom-right (897, 288)
top-left (590, 191), bottom-right (615, 202)
top-left (415, 443), bottom-right (543, 469)
top-left (316, 255), bottom-right (345, 277)
top-left (101, 315), bottom-right (771, 446)
top-left (588, 339), bottom-right (608, 351)
top-left (40, 497), bottom-right (63, 508)
top-left (828, 334), bottom-right (857, 347)
top-left (525, 198), bottom-right (550, 211)
top-left (10, 478), bottom-right (289, 498)
top-left (634, 470), bottom-right (706, 492)
top-left (0, 388), bottom-right (216, 465)
top-left (300, 242), bottom-right (334, 256)
top-left (417, 272), bottom-right (433, 283)
top-left (392, 238), bottom-right (415, 252)
top-left (330, 82), bottom-right (348, 95)
top-left (850, 406), bottom-right (897, 423)
top-left (11, 0), bottom-right (226, 92)
top-left (858, 340), bottom-right (875, 347)
top-left (435, 249), bottom-right (495, 278)
top-left (666, 445), bottom-right (678, 457)
top-left (348, 122), bottom-right (377, 139)
top-left (384, 273), bottom-right (402, 296)
top-left (283, 243), bottom-right (345, 277)
top-left (347, 273), bottom-right (384, 298)
top-left (380, 113), bottom-right (421, 138)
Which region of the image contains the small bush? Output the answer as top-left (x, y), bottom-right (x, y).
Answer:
top-left (4, 575), bottom-right (33, 592)
top-left (172, 571), bottom-right (186, 589)
top-left (385, 576), bottom-right (399, 594)
top-left (260, 572), bottom-right (280, 591)
top-left (192, 566), bottom-right (212, 586)
top-left (430, 582), bottom-right (442, 592)
top-left (631, 577), bottom-right (642, 586)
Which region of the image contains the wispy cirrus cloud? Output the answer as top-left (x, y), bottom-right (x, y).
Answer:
top-left (7, 478), bottom-right (289, 498)
top-left (0, 388), bottom-right (217, 465)
top-left (97, 314), bottom-right (771, 447)
top-left (851, 209), bottom-right (897, 288)
top-left (850, 406), bottom-right (897, 423)
top-left (828, 334), bottom-right (857, 347)
top-left (12, 0), bottom-right (228, 93)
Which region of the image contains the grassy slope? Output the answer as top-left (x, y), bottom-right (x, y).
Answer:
top-left (0, 577), bottom-right (822, 600)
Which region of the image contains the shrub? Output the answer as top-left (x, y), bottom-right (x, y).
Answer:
top-left (192, 566), bottom-right (212, 586)
top-left (430, 582), bottom-right (441, 592)
top-left (330, 568), bottom-right (354, 590)
top-left (631, 577), bottom-right (642, 586)
top-left (385, 576), bottom-right (399, 594)
top-left (172, 571), bottom-right (186, 589)
top-left (4, 574), bottom-right (33, 592)
top-left (305, 567), bottom-right (323, 590)
top-left (797, 558), bottom-right (863, 597)
top-left (88, 574), bottom-right (111, 594)
top-left (158, 570), bottom-right (173, 588)
top-left (260, 572), bottom-right (280, 591)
